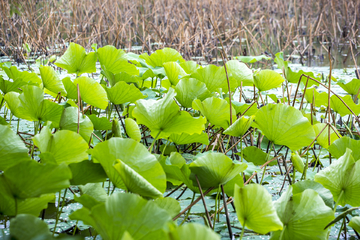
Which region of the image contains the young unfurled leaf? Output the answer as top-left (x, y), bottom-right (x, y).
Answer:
top-left (125, 118), bottom-right (141, 142)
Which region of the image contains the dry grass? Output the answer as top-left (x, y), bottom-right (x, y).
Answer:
top-left (1, 0), bottom-right (359, 63)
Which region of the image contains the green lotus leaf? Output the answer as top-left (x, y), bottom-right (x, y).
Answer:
top-left (292, 180), bottom-right (334, 208)
top-left (0, 125), bottom-right (30, 171)
top-left (179, 61), bottom-right (198, 74)
top-left (240, 146), bottom-right (276, 166)
top-left (190, 65), bottom-right (227, 92)
top-left (271, 188), bottom-right (333, 240)
top-left (87, 114), bottom-right (112, 130)
top-left (90, 138), bottom-right (166, 198)
top-left (79, 183), bottom-right (108, 203)
top-left (254, 69), bottom-right (284, 92)
top-left (104, 81), bottom-right (145, 105)
top-left (228, 100), bottom-right (258, 116)
top-left (328, 137), bottom-right (360, 160)
top-left (33, 126), bottom-right (88, 165)
top-left (102, 71), bottom-right (141, 88)
top-left (55, 42), bottom-right (97, 75)
top-left (125, 118), bottom-right (141, 142)
top-left (349, 217), bottom-right (360, 232)
top-left (0, 176), bottom-right (53, 216)
top-left (169, 132), bottom-right (209, 145)
top-left (304, 88), bottom-right (328, 107)
top-left (189, 152), bottom-right (247, 188)
top-left (70, 192), bottom-right (172, 240)
top-left (226, 60), bottom-right (254, 86)
top-left (315, 148), bottom-right (360, 206)
top-left (2, 65), bottom-right (42, 88)
top-left (267, 93), bottom-right (288, 103)
top-left (97, 45), bottom-right (139, 76)
top-left (62, 77), bottom-right (78, 99)
top-left (154, 197), bottom-right (181, 218)
top-left (133, 88), bottom-right (206, 138)
top-left (69, 160), bottom-right (107, 185)
top-left (4, 85), bottom-right (63, 126)
top-left (0, 75), bottom-right (27, 94)
top-left (224, 115), bottom-right (254, 137)
top-left (192, 97), bottom-right (236, 129)
top-left (140, 47), bottom-right (184, 67)
top-left (174, 78), bottom-right (212, 108)
top-left (158, 153), bottom-right (198, 191)
top-left (163, 62), bottom-right (187, 86)
top-left (313, 123), bottom-right (340, 149)
top-left (291, 152), bottom-right (305, 173)
top-left (330, 94), bottom-right (360, 117)
top-left (338, 78), bottom-right (360, 96)
top-left (3, 160), bottom-right (71, 199)
top-left (73, 76), bottom-right (108, 109)
top-left (59, 107), bottom-right (94, 142)
top-left (10, 214), bottom-right (52, 240)
top-left (254, 103), bottom-right (315, 151)
top-left (234, 184), bottom-right (283, 234)
top-left (114, 159), bottom-right (164, 199)
top-left (286, 69), bottom-right (320, 87)
top-left (39, 66), bottom-right (66, 96)
top-left (170, 223), bottom-right (220, 240)
top-left (234, 55), bottom-right (271, 63)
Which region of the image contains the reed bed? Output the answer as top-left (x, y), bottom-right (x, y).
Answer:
top-left (1, 0), bottom-right (359, 63)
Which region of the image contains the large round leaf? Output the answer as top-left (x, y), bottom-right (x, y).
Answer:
top-left (254, 103), bottom-right (315, 151)
top-left (55, 42), bottom-right (97, 75)
top-left (70, 192), bottom-right (172, 240)
top-left (224, 115), bottom-right (254, 137)
top-left (190, 65), bottom-right (227, 92)
top-left (140, 48), bottom-right (184, 67)
top-left (338, 78), bottom-right (360, 96)
top-left (254, 69), bottom-right (284, 92)
top-left (33, 126), bottom-right (88, 165)
top-left (90, 138), bottom-right (166, 198)
top-left (169, 132), bottom-right (209, 145)
top-left (234, 184), bottom-right (283, 234)
top-left (133, 88), bottom-right (206, 138)
top-left (163, 62), bottom-right (187, 86)
top-left (189, 152), bottom-right (247, 188)
top-left (271, 188), bottom-right (333, 240)
top-left (192, 97), bottom-right (236, 129)
top-left (104, 81), bottom-right (145, 105)
top-left (349, 217), bottom-right (360, 232)
top-left (292, 180), bottom-right (334, 208)
top-left (10, 214), bottom-right (51, 240)
top-left (59, 107), bottom-right (94, 142)
top-left (315, 148), bottom-right (360, 207)
top-left (3, 161), bottom-right (72, 199)
top-left (328, 137), bottom-right (360, 160)
top-left (73, 76), bottom-right (108, 109)
top-left (330, 94), bottom-right (360, 117)
top-left (175, 78), bottom-right (212, 108)
top-left (0, 125), bottom-right (29, 171)
top-left (39, 66), bottom-right (66, 96)
top-left (226, 60), bottom-right (254, 86)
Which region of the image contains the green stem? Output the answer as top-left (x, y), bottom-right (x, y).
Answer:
top-left (180, 192), bottom-right (195, 225)
top-left (53, 189), bottom-right (68, 236)
top-left (334, 190), bottom-right (344, 214)
top-left (337, 218), bottom-right (345, 240)
top-left (160, 139), bottom-right (170, 157)
top-left (240, 219), bottom-right (246, 240)
top-left (260, 142), bottom-right (273, 184)
top-left (240, 140), bottom-right (243, 162)
top-left (149, 131), bottom-right (161, 154)
top-left (279, 225), bottom-right (287, 240)
top-left (213, 187), bottom-right (221, 229)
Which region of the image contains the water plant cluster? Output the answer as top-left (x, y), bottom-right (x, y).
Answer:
top-left (1, 43), bottom-right (360, 239)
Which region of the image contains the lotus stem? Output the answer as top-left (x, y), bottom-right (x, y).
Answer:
top-left (240, 219), bottom-right (246, 240)
top-left (148, 131), bottom-right (161, 154)
top-left (195, 175), bottom-right (213, 229)
top-left (179, 192), bottom-right (195, 225)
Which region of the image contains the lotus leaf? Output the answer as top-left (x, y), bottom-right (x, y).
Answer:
top-left (330, 94), bottom-right (360, 117)
top-left (224, 115), bottom-right (254, 137)
top-left (240, 146), bottom-right (276, 166)
top-left (271, 188), bottom-right (333, 240)
top-left (192, 97), bottom-right (236, 129)
top-left (140, 47), bottom-right (184, 67)
top-left (169, 132), bottom-right (209, 145)
top-left (90, 138), bottom-right (166, 198)
top-left (170, 223), bottom-right (220, 240)
top-left (234, 184), bottom-right (283, 234)
top-left (73, 76), bottom-right (108, 109)
top-left (163, 62), bottom-right (187, 86)
top-left (254, 103), bottom-right (315, 151)
top-left (315, 148), bottom-right (360, 207)
top-left (55, 42), bottom-right (97, 75)
top-left (103, 81), bottom-right (145, 105)
top-left (33, 126), bottom-right (88, 165)
top-left (338, 78), bottom-right (360, 96)
top-left (69, 160), bottom-right (107, 185)
top-left (10, 214), bottom-right (52, 240)
top-left (349, 217), bottom-right (360, 232)
top-left (313, 123), bottom-right (340, 149)
top-left (328, 137), bottom-right (360, 160)
top-left (292, 180), bottom-right (334, 208)
top-left (125, 118), bottom-right (141, 142)
top-left (254, 69), bottom-right (284, 92)
top-left (174, 78), bottom-right (212, 108)
top-left (189, 152), bottom-right (247, 188)
top-left (39, 66), bottom-right (66, 96)
top-left (234, 55), bottom-right (271, 63)
top-left (133, 88), bottom-right (206, 138)
top-left (70, 192), bottom-right (172, 240)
